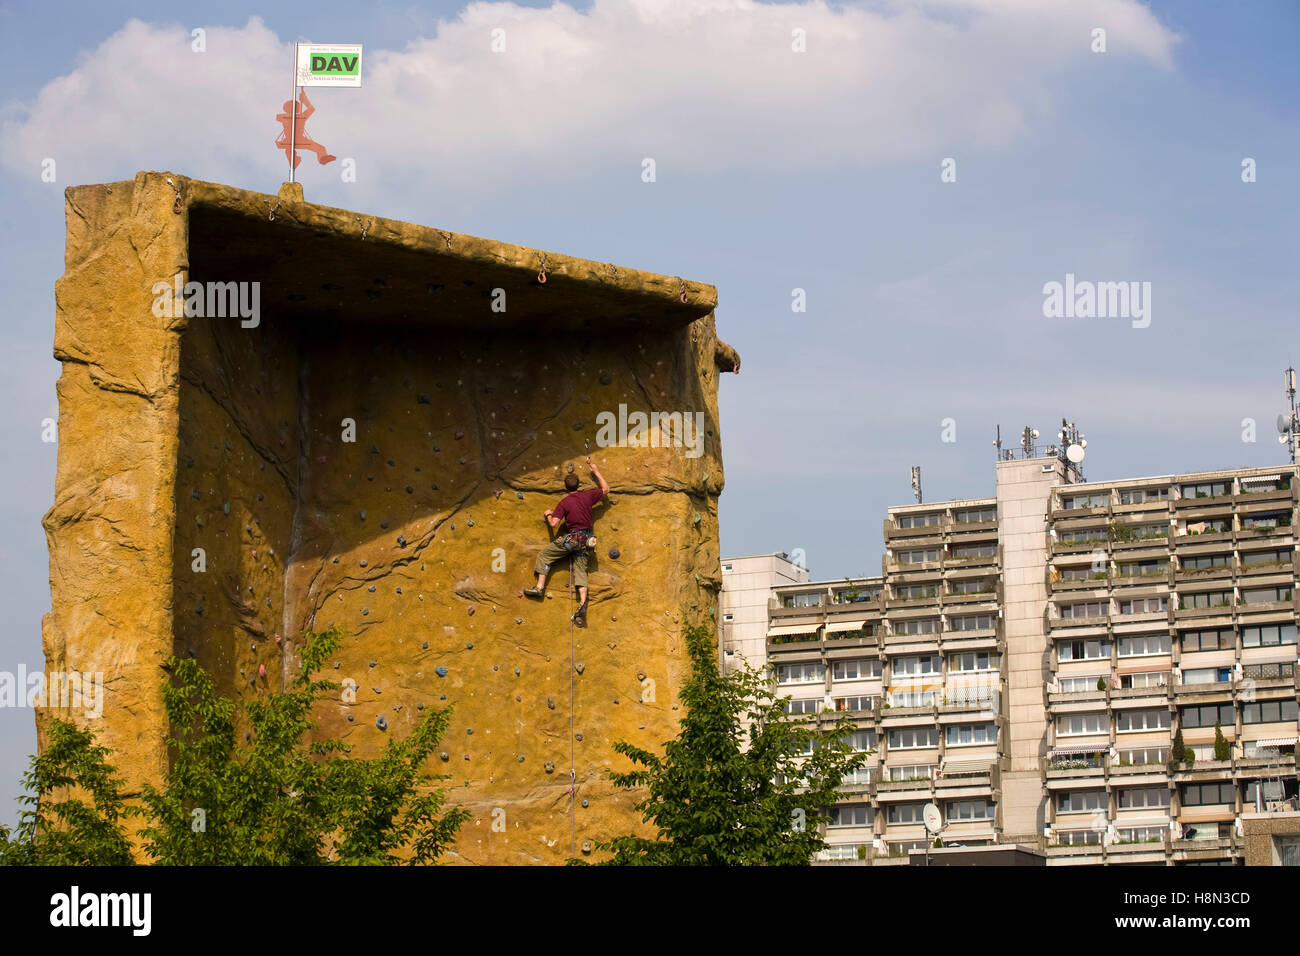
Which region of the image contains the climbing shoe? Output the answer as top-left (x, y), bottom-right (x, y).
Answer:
top-left (523, 587), bottom-right (545, 600)
top-left (572, 602), bottom-right (587, 628)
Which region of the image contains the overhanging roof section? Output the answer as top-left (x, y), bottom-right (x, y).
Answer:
top-left (169, 174), bottom-right (721, 333)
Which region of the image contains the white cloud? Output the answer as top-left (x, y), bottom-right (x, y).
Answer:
top-left (1, 1), bottom-right (1178, 189)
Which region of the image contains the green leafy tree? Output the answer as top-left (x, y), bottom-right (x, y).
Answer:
top-left (2, 627), bottom-right (467, 865)
top-left (1213, 721), bottom-right (1231, 762)
top-left (589, 621), bottom-right (866, 865)
top-left (0, 720), bottom-right (135, 866)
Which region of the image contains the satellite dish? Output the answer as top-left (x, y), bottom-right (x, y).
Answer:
top-left (1278, 414), bottom-right (1291, 434)
top-left (922, 802), bottom-right (943, 833)
top-left (1066, 444), bottom-right (1085, 464)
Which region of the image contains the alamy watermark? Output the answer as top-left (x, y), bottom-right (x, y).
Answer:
top-left (594, 404), bottom-right (705, 458)
top-left (1042, 273), bottom-right (1151, 328)
top-left (151, 272), bottom-right (260, 328)
top-left (0, 666), bottom-right (103, 718)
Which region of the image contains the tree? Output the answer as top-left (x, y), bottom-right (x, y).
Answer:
top-left (1096, 676), bottom-right (1107, 692)
top-left (0, 720), bottom-right (135, 866)
top-left (1, 627), bottom-right (467, 865)
top-left (1170, 728), bottom-right (1189, 769)
top-left (588, 621), bottom-right (866, 865)
top-left (1213, 721), bottom-right (1231, 762)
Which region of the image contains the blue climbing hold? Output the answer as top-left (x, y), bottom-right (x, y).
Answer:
top-left (608, 548), bottom-right (620, 559)
top-left (436, 666), bottom-right (448, 677)
top-left (376, 716), bottom-right (388, 731)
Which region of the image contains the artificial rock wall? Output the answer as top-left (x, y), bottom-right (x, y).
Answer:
top-left (42, 171), bottom-right (740, 864)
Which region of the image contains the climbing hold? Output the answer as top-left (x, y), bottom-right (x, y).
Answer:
top-left (515, 695), bottom-right (521, 702)
top-left (376, 716), bottom-right (388, 731)
top-left (581, 799), bottom-right (589, 808)
top-left (608, 548), bottom-right (620, 559)
top-left (333, 556), bottom-right (340, 563)
top-left (440, 752), bottom-right (449, 761)
top-left (360, 559), bottom-right (368, 567)
top-left (436, 666), bottom-right (448, 677)
top-left (433, 445), bottom-right (440, 453)
top-left (405, 485), bottom-right (414, 494)
top-left (380, 521), bottom-right (389, 530)
top-left (464, 755), bottom-right (470, 761)
top-left (581, 841), bottom-right (592, 855)
top-left (575, 733), bottom-right (583, 741)
top-left (346, 714), bottom-right (354, 722)
top-left (418, 702), bottom-right (425, 710)
top-left (372, 687), bottom-right (381, 694)
top-left (513, 667), bottom-right (521, 676)
top-left (572, 420), bottom-right (584, 431)
top-left (333, 662), bottom-right (340, 669)
top-left (544, 762), bottom-right (555, 774)
top-left (467, 519), bottom-right (474, 527)
top-left (397, 535), bottom-right (407, 547)
top-left (258, 664), bottom-right (267, 677)
top-left (467, 607), bottom-right (475, 617)
top-left (516, 491), bottom-right (524, 500)
top-left (466, 642), bottom-right (474, 649)
top-left (250, 642), bottom-right (257, 652)
top-left (636, 670), bottom-right (646, 681)
top-left (396, 587), bottom-right (402, 594)
top-left (223, 501), bottom-right (231, 515)
top-left (368, 660), bottom-right (377, 668)
top-left (493, 665), bottom-right (499, 672)
top-left (274, 633), bottom-right (281, 644)
top-left (455, 429), bottom-right (465, 440)
top-left (515, 617), bottom-right (523, 625)
top-left (440, 694), bottom-right (447, 700)
top-left (494, 489), bottom-right (504, 499)
top-left (613, 699), bottom-right (619, 705)
top-left (693, 513), bottom-right (701, 525)
top-left (574, 662), bottom-right (585, 674)
top-left (362, 608), bottom-right (369, 616)
top-left (466, 728), bottom-right (473, 735)
top-left (418, 393), bottom-right (431, 404)
top-left (422, 641), bottom-right (430, 650)
top-left (517, 755), bottom-right (525, 763)
top-left (368, 585), bottom-right (376, 593)
top-left (191, 489), bottom-right (201, 500)
top-left (195, 605), bottom-right (204, 617)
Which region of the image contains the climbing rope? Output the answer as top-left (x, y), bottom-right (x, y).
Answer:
top-left (568, 562), bottom-right (576, 859)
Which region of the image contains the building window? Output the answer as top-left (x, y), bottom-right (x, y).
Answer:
top-left (1056, 712), bottom-right (1108, 736)
top-left (894, 618), bottom-right (938, 635)
top-left (1178, 703), bottom-right (1234, 729)
top-left (1117, 826), bottom-right (1167, 844)
top-left (1119, 633), bottom-right (1172, 656)
top-left (845, 730), bottom-right (878, 752)
top-left (945, 722), bottom-right (997, 746)
top-left (1058, 639), bottom-right (1112, 662)
top-left (949, 652), bottom-right (999, 672)
top-left (1182, 667), bottom-right (1234, 685)
top-left (1242, 661), bottom-right (1296, 680)
top-left (825, 804), bottom-right (873, 827)
top-left (1120, 487), bottom-right (1169, 504)
top-left (1118, 787), bottom-right (1171, 809)
top-left (892, 655), bottom-right (942, 676)
top-left (888, 727), bottom-right (939, 749)
top-left (1118, 671), bottom-right (1169, 689)
top-left (950, 578), bottom-right (995, 594)
top-left (1057, 790), bottom-right (1106, 813)
top-left (887, 764), bottom-right (935, 782)
top-left (1179, 782), bottom-right (1235, 806)
top-left (951, 543), bottom-right (996, 559)
top-left (776, 662), bottom-right (825, 684)
top-left (1058, 676), bottom-right (1101, 692)
top-left (832, 659), bottom-right (881, 681)
top-left (946, 798), bottom-right (995, 821)
top-left (949, 614), bottom-right (995, 631)
top-left (897, 513), bottom-right (943, 528)
top-left (897, 548), bottom-right (940, 564)
top-left (1242, 511), bottom-right (1292, 530)
top-left (834, 695), bottom-right (877, 712)
top-left (1063, 492), bottom-right (1109, 510)
top-left (890, 689), bottom-right (938, 708)
top-left (1121, 596), bottom-right (1167, 614)
top-left (1062, 601), bottom-right (1108, 619)
top-left (1243, 623), bottom-right (1298, 647)
top-left (1119, 747), bottom-right (1168, 766)
top-left (1241, 548), bottom-right (1292, 566)
top-left (1116, 709), bottom-right (1170, 732)
top-left (1243, 700), bottom-right (1299, 724)
top-left (1060, 565), bottom-right (1100, 581)
top-left (784, 698), bottom-right (823, 715)
top-left (1180, 628), bottom-right (1234, 652)
top-left (1180, 590), bottom-right (1232, 609)
top-left (887, 802), bottom-right (927, 825)
top-left (954, 506), bottom-right (997, 523)
top-left (1242, 586), bottom-right (1293, 605)
top-left (1120, 559), bottom-right (1168, 576)
top-left (1055, 829), bottom-right (1104, 846)
top-left (895, 584), bottom-right (939, 599)
top-left (1182, 481), bottom-right (1230, 499)
top-left (1058, 527), bottom-right (1108, 544)
top-left (1180, 553), bottom-right (1230, 571)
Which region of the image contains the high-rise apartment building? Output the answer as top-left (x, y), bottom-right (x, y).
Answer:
top-left (730, 456), bottom-right (1299, 865)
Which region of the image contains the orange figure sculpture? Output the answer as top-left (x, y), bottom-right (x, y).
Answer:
top-left (275, 90), bottom-right (336, 170)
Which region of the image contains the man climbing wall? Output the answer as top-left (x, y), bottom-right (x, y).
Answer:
top-left (524, 456), bottom-right (609, 627)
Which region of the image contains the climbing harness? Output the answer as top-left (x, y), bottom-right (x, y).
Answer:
top-left (561, 530), bottom-right (597, 553)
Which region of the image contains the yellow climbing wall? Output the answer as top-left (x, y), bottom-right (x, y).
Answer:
top-left (44, 172), bottom-right (739, 864)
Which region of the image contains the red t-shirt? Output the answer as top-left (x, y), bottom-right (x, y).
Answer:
top-left (554, 488), bottom-right (605, 532)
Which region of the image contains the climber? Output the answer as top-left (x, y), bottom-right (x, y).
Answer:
top-left (523, 456), bottom-right (609, 627)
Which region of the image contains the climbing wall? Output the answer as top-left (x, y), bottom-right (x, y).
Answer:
top-left (43, 171), bottom-right (740, 865)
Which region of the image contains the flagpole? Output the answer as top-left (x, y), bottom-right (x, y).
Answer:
top-left (289, 42), bottom-right (298, 184)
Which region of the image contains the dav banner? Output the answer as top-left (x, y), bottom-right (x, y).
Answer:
top-left (295, 43), bottom-right (363, 88)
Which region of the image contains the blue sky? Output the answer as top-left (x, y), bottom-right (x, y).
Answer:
top-left (0, 0), bottom-right (1297, 821)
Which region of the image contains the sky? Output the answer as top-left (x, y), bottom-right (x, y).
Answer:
top-left (0, 0), bottom-right (1297, 822)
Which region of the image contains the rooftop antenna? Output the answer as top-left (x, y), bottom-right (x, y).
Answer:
top-left (1057, 418), bottom-right (1087, 482)
top-left (910, 466), bottom-right (922, 504)
top-left (994, 425), bottom-right (1003, 462)
top-left (1277, 367), bottom-right (1299, 465)
top-left (1020, 425), bottom-right (1039, 459)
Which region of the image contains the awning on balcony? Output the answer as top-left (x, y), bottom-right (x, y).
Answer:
top-left (1115, 662), bottom-right (1171, 676)
top-left (1113, 817), bottom-right (1171, 829)
top-left (1048, 744), bottom-right (1109, 758)
top-left (824, 620), bottom-right (869, 633)
top-left (941, 758), bottom-right (994, 776)
top-left (1240, 474), bottom-right (1283, 489)
top-left (1246, 736), bottom-right (1298, 749)
top-left (767, 623), bottom-right (821, 637)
